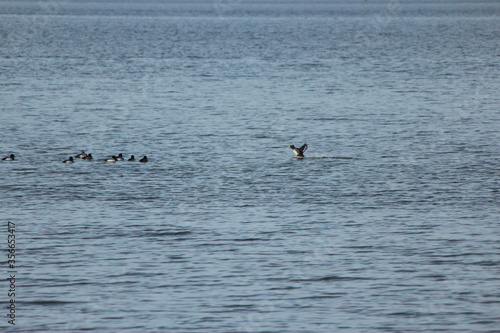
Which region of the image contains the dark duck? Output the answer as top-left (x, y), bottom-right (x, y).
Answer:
top-left (75, 151), bottom-right (87, 159)
top-left (289, 143), bottom-right (307, 157)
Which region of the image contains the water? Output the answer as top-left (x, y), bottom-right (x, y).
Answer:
top-left (1, 1), bottom-right (499, 331)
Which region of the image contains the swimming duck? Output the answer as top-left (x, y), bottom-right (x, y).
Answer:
top-left (128, 155), bottom-right (135, 161)
top-left (139, 156), bottom-right (148, 163)
top-left (63, 156), bottom-right (74, 164)
top-left (105, 156), bottom-right (117, 162)
top-left (289, 143), bottom-right (308, 157)
top-left (2, 154), bottom-right (15, 161)
top-left (83, 153), bottom-right (93, 160)
top-left (116, 153), bottom-right (124, 161)
top-left (75, 151), bottom-right (87, 159)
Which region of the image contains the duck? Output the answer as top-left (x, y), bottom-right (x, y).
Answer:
top-left (63, 156), bottom-right (74, 164)
top-left (289, 143), bottom-right (308, 157)
top-left (105, 156), bottom-right (117, 162)
top-left (75, 151), bottom-right (87, 159)
top-left (128, 155), bottom-right (135, 161)
top-left (116, 153), bottom-right (124, 161)
top-left (2, 154), bottom-right (15, 161)
top-left (83, 153), bottom-right (93, 160)
top-left (139, 156), bottom-right (148, 163)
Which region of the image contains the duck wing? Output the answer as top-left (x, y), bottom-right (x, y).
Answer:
top-left (299, 143), bottom-right (308, 153)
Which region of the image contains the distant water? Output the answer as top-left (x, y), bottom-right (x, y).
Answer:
top-left (1, 1), bottom-right (499, 331)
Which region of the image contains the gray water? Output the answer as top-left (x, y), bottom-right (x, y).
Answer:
top-left (1, 1), bottom-right (499, 332)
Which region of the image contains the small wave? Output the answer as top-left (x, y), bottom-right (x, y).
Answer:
top-left (141, 230), bottom-right (192, 237)
top-left (314, 275), bottom-right (372, 281)
top-left (296, 156), bottom-right (355, 160)
top-left (234, 238), bottom-right (264, 242)
top-left (299, 294), bottom-right (345, 299)
top-left (24, 300), bottom-right (80, 306)
top-left (291, 275), bottom-right (372, 282)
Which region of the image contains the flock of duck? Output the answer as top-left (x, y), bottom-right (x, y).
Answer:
top-left (62, 151), bottom-right (148, 164)
top-left (1, 143), bottom-right (307, 163)
top-left (1, 152), bottom-right (148, 163)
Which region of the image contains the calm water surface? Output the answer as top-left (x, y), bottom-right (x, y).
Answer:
top-left (1, 1), bottom-right (499, 332)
